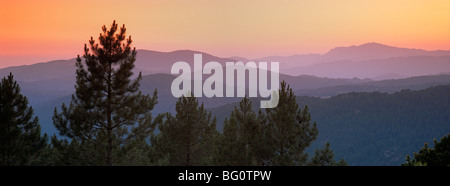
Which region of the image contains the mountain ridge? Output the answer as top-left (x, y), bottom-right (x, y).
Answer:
top-left (3, 43), bottom-right (450, 81)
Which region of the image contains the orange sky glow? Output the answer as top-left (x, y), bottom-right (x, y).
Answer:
top-left (1, 0), bottom-right (450, 68)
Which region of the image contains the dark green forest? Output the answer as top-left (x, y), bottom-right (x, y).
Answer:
top-left (211, 85), bottom-right (450, 165)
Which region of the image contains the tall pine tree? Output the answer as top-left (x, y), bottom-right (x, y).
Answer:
top-left (0, 73), bottom-right (47, 165)
top-left (152, 95), bottom-right (217, 166)
top-left (53, 21), bottom-right (162, 166)
top-left (264, 81), bottom-right (318, 166)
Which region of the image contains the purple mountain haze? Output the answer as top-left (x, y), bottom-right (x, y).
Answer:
top-left (2, 43), bottom-right (450, 82)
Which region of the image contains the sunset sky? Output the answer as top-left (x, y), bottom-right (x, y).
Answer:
top-left (1, 0), bottom-right (450, 68)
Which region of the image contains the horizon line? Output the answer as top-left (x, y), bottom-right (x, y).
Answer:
top-left (2, 42), bottom-right (450, 70)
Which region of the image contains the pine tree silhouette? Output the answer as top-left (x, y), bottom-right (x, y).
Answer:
top-left (53, 21), bottom-right (162, 166)
top-left (0, 73), bottom-right (47, 165)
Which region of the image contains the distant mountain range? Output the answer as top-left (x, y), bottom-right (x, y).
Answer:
top-left (0, 50), bottom-right (235, 83)
top-left (2, 43), bottom-right (450, 82)
top-left (2, 42), bottom-right (449, 105)
top-left (323, 42), bottom-right (450, 62)
top-left (1, 43), bottom-right (450, 126)
top-left (1, 43), bottom-right (450, 165)
top-left (286, 55), bottom-right (450, 79)
top-left (236, 43), bottom-right (450, 79)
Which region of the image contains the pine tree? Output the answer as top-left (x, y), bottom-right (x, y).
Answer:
top-left (253, 109), bottom-right (273, 165)
top-left (215, 116), bottom-right (243, 166)
top-left (115, 134), bottom-right (152, 166)
top-left (53, 21), bottom-right (162, 166)
top-left (0, 73), bottom-right (47, 165)
top-left (264, 81), bottom-right (319, 166)
top-left (36, 135), bottom-right (96, 166)
top-left (215, 97), bottom-right (261, 165)
top-left (153, 95), bottom-right (217, 166)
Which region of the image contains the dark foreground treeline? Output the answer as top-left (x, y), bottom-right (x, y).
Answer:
top-left (0, 21), bottom-right (346, 166)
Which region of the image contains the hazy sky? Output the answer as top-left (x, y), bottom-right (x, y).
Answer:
top-left (1, 0), bottom-right (450, 68)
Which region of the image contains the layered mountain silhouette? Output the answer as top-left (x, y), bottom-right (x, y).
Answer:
top-left (242, 43), bottom-right (450, 78)
top-left (1, 43), bottom-right (450, 165)
top-left (323, 42), bottom-right (450, 61)
top-left (1, 42), bottom-right (450, 114)
top-left (287, 55), bottom-right (450, 79)
top-left (3, 43), bottom-right (450, 82)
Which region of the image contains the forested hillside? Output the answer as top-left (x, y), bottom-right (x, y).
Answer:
top-left (210, 85), bottom-right (450, 165)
